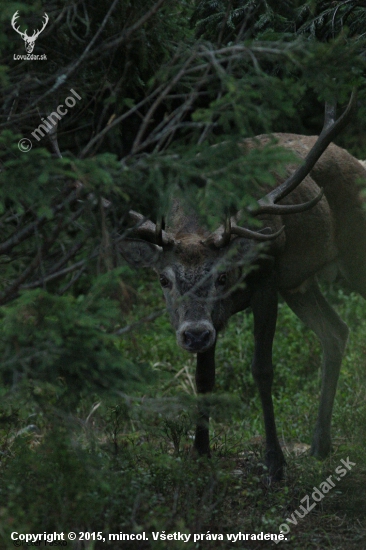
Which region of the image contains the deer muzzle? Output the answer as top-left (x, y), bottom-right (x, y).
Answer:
top-left (177, 321), bottom-right (216, 352)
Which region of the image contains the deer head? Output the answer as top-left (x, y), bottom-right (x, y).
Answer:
top-left (11, 11), bottom-right (49, 54)
top-left (120, 92), bottom-right (356, 353)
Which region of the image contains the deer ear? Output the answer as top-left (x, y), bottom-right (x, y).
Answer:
top-left (120, 238), bottom-right (162, 268)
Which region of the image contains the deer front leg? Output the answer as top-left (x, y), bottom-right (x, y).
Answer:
top-left (250, 283), bottom-right (285, 481)
top-left (193, 343), bottom-right (216, 456)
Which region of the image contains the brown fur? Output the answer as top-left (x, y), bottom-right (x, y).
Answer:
top-left (243, 134), bottom-right (366, 291)
top-left (121, 132), bottom-right (366, 481)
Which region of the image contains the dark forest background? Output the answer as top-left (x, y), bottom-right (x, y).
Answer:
top-left (0, 1), bottom-right (366, 548)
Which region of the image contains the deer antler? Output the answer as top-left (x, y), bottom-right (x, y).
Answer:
top-left (11, 11), bottom-right (49, 41)
top-left (125, 91), bottom-right (356, 249)
top-left (203, 214), bottom-right (284, 247)
top-left (32, 13), bottom-right (49, 39)
top-left (127, 211), bottom-right (174, 246)
top-left (207, 90), bottom-right (357, 247)
top-left (11, 11), bottom-right (27, 39)
top-left (252, 89), bottom-right (357, 216)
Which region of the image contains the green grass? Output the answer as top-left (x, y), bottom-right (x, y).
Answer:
top-left (0, 278), bottom-right (366, 549)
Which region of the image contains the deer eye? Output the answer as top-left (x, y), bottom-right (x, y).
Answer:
top-left (159, 274), bottom-right (171, 288)
top-left (217, 273), bottom-right (227, 286)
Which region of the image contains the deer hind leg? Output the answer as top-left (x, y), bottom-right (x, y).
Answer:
top-left (337, 211), bottom-right (366, 300)
top-left (282, 282), bottom-right (349, 459)
top-left (339, 257), bottom-right (366, 300)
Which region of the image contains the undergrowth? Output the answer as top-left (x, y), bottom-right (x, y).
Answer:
top-left (0, 280), bottom-right (365, 549)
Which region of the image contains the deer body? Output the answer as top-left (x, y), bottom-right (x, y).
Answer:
top-left (121, 97), bottom-right (366, 479)
top-left (254, 134), bottom-right (366, 292)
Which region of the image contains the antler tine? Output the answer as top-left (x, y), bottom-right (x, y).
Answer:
top-left (127, 210), bottom-right (173, 246)
top-left (201, 214), bottom-right (229, 247)
top-left (11, 11), bottom-right (26, 37)
top-left (215, 214), bottom-right (232, 247)
top-left (252, 89), bottom-right (357, 216)
top-left (204, 212), bottom-right (285, 247)
top-left (11, 11), bottom-right (19, 27)
top-left (230, 224), bottom-right (284, 241)
top-left (34, 13), bottom-right (49, 38)
top-left (253, 187), bottom-right (325, 217)
top-left (155, 216), bottom-right (164, 246)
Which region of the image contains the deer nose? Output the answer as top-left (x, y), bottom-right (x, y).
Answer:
top-left (183, 329), bottom-right (211, 351)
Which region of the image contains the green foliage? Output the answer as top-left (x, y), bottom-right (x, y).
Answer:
top-left (191, 0), bottom-right (294, 42)
top-left (0, 1), bottom-right (366, 548)
top-left (192, 0), bottom-right (366, 44)
top-left (0, 270), bottom-right (157, 411)
top-left (0, 286), bottom-right (366, 548)
top-left (2, 428), bottom-right (110, 532)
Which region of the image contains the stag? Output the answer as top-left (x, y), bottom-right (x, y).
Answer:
top-left (121, 92), bottom-right (366, 480)
top-left (11, 11), bottom-right (49, 54)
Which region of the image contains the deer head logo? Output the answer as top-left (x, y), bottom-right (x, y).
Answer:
top-left (11, 11), bottom-right (49, 54)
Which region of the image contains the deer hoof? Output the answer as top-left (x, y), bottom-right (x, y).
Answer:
top-left (265, 449), bottom-right (286, 481)
top-left (310, 441), bottom-right (332, 460)
top-left (191, 445), bottom-right (211, 459)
